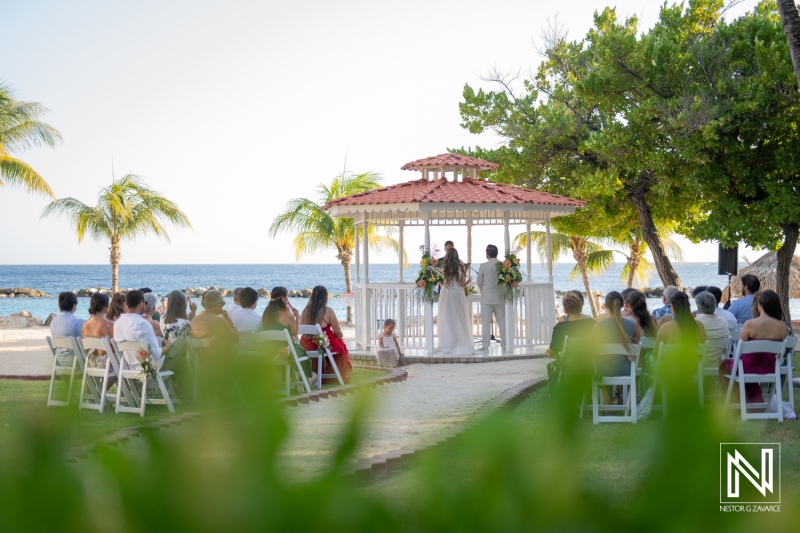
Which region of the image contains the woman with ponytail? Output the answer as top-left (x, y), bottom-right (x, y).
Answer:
top-left (81, 293), bottom-right (116, 380)
top-left (592, 291), bottom-right (640, 376)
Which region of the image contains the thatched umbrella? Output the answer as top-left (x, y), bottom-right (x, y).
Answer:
top-left (721, 252), bottom-right (800, 303)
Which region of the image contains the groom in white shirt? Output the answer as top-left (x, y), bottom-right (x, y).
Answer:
top-left (477, 244), bottom-right (506, 353)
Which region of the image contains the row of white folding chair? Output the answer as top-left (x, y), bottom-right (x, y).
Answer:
top-left (570, 337), bottom-right (641, 425)
top-left (112, 339), bottom-right (178, 416)
top-left (723, 339), bottom-right (787, 422)
top-left (297, 324), bottom-right (344, 388)
top-left (697, 336), bottom-right (731, 406)
top-left (46, 336), bottom-right (88, 407)
top-left (781, 335), bottom-right (797, 410)
top-left (78, 337), bottom-right (136, 413)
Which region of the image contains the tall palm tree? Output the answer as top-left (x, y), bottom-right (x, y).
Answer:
top-left (269, 171), bottom-right (403, 323)
top-left (42, 174), bottom-right (191, 292)
top-left (615, 229), bottom-right (683, 289)
top-left (0, 81), bottom-right (61, 198)
top-left (514, 231), bottom-right (613, 317)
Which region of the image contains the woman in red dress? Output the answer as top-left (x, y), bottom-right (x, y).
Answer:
top-left (299, 286), bottom-right (352, 384)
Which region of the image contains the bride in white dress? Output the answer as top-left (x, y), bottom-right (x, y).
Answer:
top-left (437, 248), bottom-right (477, 355)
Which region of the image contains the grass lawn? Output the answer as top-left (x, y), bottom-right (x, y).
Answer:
top-left (365, 377), bottom-right (800, 530)
top-left (0, 367), bottom-right (384, 449)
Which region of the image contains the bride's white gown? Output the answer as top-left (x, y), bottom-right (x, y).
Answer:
top-left (437, 271), bottom-right (477, 355)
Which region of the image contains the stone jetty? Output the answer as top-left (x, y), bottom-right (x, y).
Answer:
top-left (0, 288), bottom-right (50, 298)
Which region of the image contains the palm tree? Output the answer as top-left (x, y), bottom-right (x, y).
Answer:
top-left (0, 81), bottom-right (61, 198)
top-left (42, 174), bottom-right (191, 292)
top-left (269, 171), bottom-right (403, 323)
top-left (514, 231), bottom-right (613, 317)
top-left (615, 229), bottom-right (683, 289)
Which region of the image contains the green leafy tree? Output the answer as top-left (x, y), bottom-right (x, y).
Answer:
top-left (514, 230), bottom-right (613, 317)
top-left (0, 81), bottom-right (61, 198)
top-left (459, 1), bottom-right (730, 290)
top-left (269, 171), bottom-right (403, 323)
top-left (681, 2), bottom-right (800, 319)
top-left (42, 174), bottom-right (191, 292)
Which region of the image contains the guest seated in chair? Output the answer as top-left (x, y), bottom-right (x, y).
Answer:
top-left (191, 290), bottom-right (239, 348)
top-left (81, 293), bottom-right (116, 382)
top-left (592, 291), bottom-right (640, 405)
top-left (720, 290), bottom-right (787, 404)
top-left (106, 292), bottom-right (126, 322)
top-left (260, 286), bottom-right (315, 383)
top-left (299, 286), bottom-right (352, 384)
top-left (549, 292), bottom-right (594, 359)
top-left (694, 291), bottom-right (730, 365)
top-left (229, 287), bottom-right (262, 333)
top-left (50, 291), bottom-right (85, 365)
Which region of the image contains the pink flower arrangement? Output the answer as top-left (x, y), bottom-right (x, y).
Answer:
top-left (431, 258), bottom-right (438, 267)
top-left (503, 259), bottom-right (512, 268)
top-left (511, 281), bottom-right (519, 288)
top-left (417, 280), bottom-right (426, 287)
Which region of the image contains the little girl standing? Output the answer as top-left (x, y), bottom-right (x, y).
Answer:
top-left (376, 319), bottom-right (403, 367)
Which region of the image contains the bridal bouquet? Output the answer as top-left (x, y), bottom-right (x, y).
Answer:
top-left (314, 332), bottom-right (330, 355)
top-left (415, 248), bottom-right (444, 302)
top-left (496, 251), bottom-right (522, 301)
top-left (136, 348), bottom-right (158, 381)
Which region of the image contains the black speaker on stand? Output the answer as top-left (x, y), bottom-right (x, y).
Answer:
top-left (718, 244), bottom-right (739, 309)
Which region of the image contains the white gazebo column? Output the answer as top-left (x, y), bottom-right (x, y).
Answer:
top-left (354, 222), bottom-right (360, 284)
top-left (423, 213), bottom-right (434, 355)
top-left (545, 216), bottom-right (556, 343)
top-left (466, 218), bottom-right (473, 266)
top-left (397, 220), bottom-right (406, 347)
top-left (362, 212), bottom-right (371, 352)
top-left (525, 221), bottom-right (532, 281)
top-left (545, 217), bottom-right (554, 284)
top-left (502, 211), bottom-right (513, 353)
top-left (503, 211), bottom-right (511, 253)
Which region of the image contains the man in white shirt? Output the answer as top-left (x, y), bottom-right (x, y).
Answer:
top-left (229, 287), bottom-right (261, 332)
top-left (707, 286), bottom-right (737, 333)
top-left (114, 290), bottom-right (172, 372)
top-left (227, 287), bottom-right (243, 316)
top-left (49, 291), bottom-right (86, 365)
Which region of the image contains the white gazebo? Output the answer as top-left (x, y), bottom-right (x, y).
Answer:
top-left (324, 153), bottom-right (584, 356)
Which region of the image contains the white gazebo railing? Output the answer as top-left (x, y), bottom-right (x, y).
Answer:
top-left (354, 281), bottom-right (555, 353)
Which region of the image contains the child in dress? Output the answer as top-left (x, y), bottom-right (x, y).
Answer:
top-left (376, 319), bottom-right (403, 367)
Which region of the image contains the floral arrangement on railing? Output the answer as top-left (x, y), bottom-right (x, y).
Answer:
top-left (136, 348), bottom-right (158, 381)
top-left (314, 332), bottom-right (330, 355)
top-left (415, 248), bottom-right (444, 303)
top-left (464, 284), bottom-right (477, 296)
top-left (496, 251), bottom-right (522, 301)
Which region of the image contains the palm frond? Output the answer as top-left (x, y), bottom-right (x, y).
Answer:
top-left (584, 250), bottom-right (615, 274)
top-left (0, 155), bottom-right (55, 197)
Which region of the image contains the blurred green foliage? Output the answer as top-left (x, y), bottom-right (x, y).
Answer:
top-left (1, 343), bottom-right (799, 532)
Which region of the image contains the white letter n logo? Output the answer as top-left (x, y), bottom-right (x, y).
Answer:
top-left (727, 449), bottom-right (773, 498)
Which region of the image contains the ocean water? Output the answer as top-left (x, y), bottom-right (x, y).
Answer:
top-left (0, 262), bottom-right (790, 320)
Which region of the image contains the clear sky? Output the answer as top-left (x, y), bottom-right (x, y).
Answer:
top-left (0, 0), bottom-right (767, 265)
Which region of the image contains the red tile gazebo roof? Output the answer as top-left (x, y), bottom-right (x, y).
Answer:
top-left (324, 177), bottom-right (585, 209)
top-left (401, 153), bottom-right (499, 171)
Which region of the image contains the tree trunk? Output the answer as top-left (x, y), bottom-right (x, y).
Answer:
top-left (110, 238), bottom-right (121, 293)
top-left (778, 0), bottom-right (800, 87)
top-left (776, 223), bottom-right (798, 321)
top-left (342, 258), bottom-right (353, 323)
top-left (338, 245), bottom-right (353, 324)
top-left (626, 240), bottom-right (641, 288)
top-left (627, 176), bottom-right (682, 289)
top-left (626, 257), bottom-right (637, 289)
top-left (573, 245), bottom-right (598, 317)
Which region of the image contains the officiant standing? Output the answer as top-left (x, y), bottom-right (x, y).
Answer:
top-left (477, 244), bottom-right (507, 353)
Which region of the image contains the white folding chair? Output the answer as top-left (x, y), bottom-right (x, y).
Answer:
top-left (635, 337), bottom-right (657, 378)
top-left (253, 330), bottom-right (311, 396)
top-left (696, 336), bottom-right (731, 406)
top-left (113, 340), bottom-right (178, 416)
top-left (298, 324), bottom-right (344, 388)
top-left (724, 339), bottom-right (786, 421)
top-left (78, 337), bottom-right (132, 412)
top-left (46, 336), bottom-right (84, 407)
top-left (591, 343), bottom-right (641, 424)
top-left (780, 335), bottom-right (797, 410)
